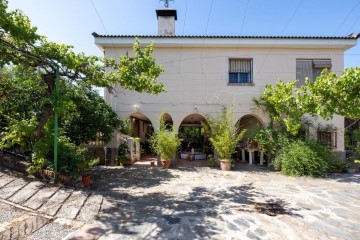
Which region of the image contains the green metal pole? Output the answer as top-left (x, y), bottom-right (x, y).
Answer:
top-left (54, 65), bottom-right (59, 179)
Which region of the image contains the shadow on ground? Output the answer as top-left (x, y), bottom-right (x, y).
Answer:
top-left (95, 182), bottom-right (302, 239)
top-left (328, 173), bottom-right (360, 184)
top-left (91, 165), bottom-right (178, 190)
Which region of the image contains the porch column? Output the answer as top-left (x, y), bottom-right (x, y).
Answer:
top-left (127, 138), bottom-right (135, 162)
top-left (241, 149), bottom-right (246, 163)
top-left (135, 141), bottom-right (140, 161)
top-left (260, 151), bottom-right (264, 165)
top-left (248, 150), bottom-right (254, 165)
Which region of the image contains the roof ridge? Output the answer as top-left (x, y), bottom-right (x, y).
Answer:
top-left (92, 32), bottom-right (360, 39)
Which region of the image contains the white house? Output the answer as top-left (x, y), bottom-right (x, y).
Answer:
top-left (93, 8), bottom-right (358, 163)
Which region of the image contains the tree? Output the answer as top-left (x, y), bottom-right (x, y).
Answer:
top-left (0, 0), bottom-right (166, 174)
top-left (60, 88), bottom-right (121, 146)
top-left (0, 66), bottom-right (120, 150)
top-left (254, 67), bottom-right (360, 135)
top-left (0, 0), bottom-right (165, 140)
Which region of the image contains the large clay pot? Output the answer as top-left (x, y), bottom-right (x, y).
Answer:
top-left (82, 175), bottom-right (91, 187)
top-left (219, 160), bottom-right (231, 171)
top-left (161, 160), bottom-right (171, 169)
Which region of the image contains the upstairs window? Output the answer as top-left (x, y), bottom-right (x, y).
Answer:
top-left (296, 59), bottom-right (331, 86)
top-left (229, 59), bottom-right (253, 84)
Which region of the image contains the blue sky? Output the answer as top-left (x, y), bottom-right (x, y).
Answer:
top-left (8, 0), bottom-right (360, 67)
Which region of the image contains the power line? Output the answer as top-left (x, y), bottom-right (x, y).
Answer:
top-left (239, 0), bottom-right (250, 35)
top-left (200, 0), bottom-right (214, 94)
top-left (89, 0), bottom-right (108, 34)
top-left (258, 0), bottom-right (304, 74)
top-left (279, 0), bottom-right (305, 35)
top-left (204, 0), bottom-right (214, 35)
top-left (333, 0), bottom-right (360, 35)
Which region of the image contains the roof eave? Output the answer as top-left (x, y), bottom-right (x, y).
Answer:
top-left (94, 36), bottom-right (357, 50)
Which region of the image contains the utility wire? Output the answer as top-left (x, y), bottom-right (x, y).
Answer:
top-left (89, 0), bottom-right (108, 34)
top-left (333, 0), bottom-right (360, 35)
top-left (239, 0), bottom-right (249, 35)
top-left (258, 0), bottom-right (304, 74)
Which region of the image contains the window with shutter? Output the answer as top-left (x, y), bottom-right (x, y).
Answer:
top-left (296, 59), bottom-right (331, 86)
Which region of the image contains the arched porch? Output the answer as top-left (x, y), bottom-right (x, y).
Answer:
top-left (237, 114), bottom-right (265, 165)
top-left (178, 113), bottom-right (210, 161)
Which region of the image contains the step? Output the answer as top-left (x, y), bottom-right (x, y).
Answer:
top-left (0, 202), bottom-right (52, 240)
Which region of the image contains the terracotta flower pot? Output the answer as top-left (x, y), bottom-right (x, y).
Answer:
top-left (82, 175), bottom-right (91, 187)
top-left (161, 160), bottom-right (171, 169)
top-left (219, 160), bottom-right (231, 171)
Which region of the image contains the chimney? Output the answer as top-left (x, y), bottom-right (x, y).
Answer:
top-left (156, 9), bottom-right (177, 36)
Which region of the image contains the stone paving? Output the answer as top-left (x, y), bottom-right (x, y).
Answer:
top-left (0, 164), bottom-right (359, 239)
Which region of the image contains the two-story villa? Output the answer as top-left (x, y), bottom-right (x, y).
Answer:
top-left (93, 8), bottom-right (358, 163)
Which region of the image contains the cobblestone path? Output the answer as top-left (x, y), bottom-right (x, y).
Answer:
top-left (0, 165), bottom-right (359, 239)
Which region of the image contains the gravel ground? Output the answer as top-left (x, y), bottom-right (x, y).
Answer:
top-left (0, 202), bottom-right (22, 222)
top-left (27, 219), bottom-right (83, 240)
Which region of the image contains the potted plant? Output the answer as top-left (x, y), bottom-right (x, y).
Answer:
top-left (206, 107), bottom-right (246, 171)
top-left (150, 114), bottom-right (182, 169)
top-left (346, 159), bottom-right (360, 173)
top-left (76, 157), bottom-right (100, 187)
top-left (329, 159), bottom-right (347, 174)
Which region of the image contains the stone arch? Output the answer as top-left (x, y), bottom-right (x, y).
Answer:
top-left (126, 112), bottom-right (154, 142)
top-left (236, 114), bottom-right (265, 164)
top-left (161, 112), bottom-right (174, 130)
top-left (237, 114), bottom-right (264, 135)
top-left (178, 113), bottom-right (210, 156)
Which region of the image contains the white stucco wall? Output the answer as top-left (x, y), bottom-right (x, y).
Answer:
top-left (98, 39), bottom-right (356, 153)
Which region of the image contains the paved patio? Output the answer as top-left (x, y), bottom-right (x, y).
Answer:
top-left (0, 164), bottom-right (359, 239)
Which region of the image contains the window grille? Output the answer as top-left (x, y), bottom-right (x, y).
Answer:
top-left (229, 59), bottom-right (252, 83)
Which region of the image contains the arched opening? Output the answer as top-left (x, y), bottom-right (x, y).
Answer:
top-left (178, 113), bottom-right (210, 160)
top-left (126, 112), bottom-right (155, 156)
top-left (161, 113), bottom-right (173, 131)
top-left (236, 114), bottom-right (265, 165)
top-left (237, 114), bottom-right (263, 136)
top-left (127, 112), bottom-right (154, 141)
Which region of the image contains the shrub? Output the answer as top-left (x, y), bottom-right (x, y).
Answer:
top-left (207, 155), bottom-right (218, 167)
top-left (328, 159), bottom-right (347, 172)
top-left (277, 140), bottom-right (331, 177)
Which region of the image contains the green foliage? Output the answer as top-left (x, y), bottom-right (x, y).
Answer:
top-left (308, 68), bottom-right (360, 119)
top-left (178, 126), bottom-right (203, 150)
top-left (277, 140), bottom-right (333, 177)
top-left (76, 157), bottom-right (100, 176)
top-left (150, 114), bottom-right (182, 160)
top-left (207, 155), bottom-right (219, 167)
top-left (0, 0), bottom-right (167, 177)
top-left (26, 157), bottom-right (45, 174)
top-left (328, 159), bottom-right (347, 172)
top-left (206, 107), bottom-right (246, 161)
top-left (253, 80), bottom-right (308, 135)
top-left (119, 119), bottom-right (131, 135)
top-left (0, 116), bottom-right (37, 150)
top-left (252, 127), bottom-right (291, 162)
top-left (0, 66), bottom-right (121, 148)
top-left (118, 38), bottom-right (165, 94)
top-left (60, 88), bottom-right (121, 145)
top-left (117, 142), bottom-right (130, 166)
top-left (254, 68), bottom-right (360, 136)
top-left (0, 1), bottom-right (165, 144)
